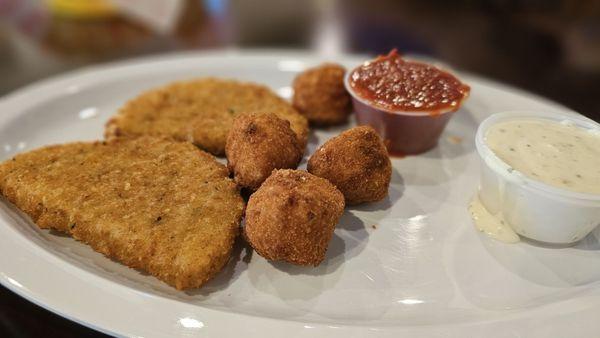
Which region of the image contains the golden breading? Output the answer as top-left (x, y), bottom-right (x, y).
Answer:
top-left (105, 78), bottom-right (309, 156)
top-left (292, 63), bottom-right (352, 126)
top-left (226, 113), bottom-right (303, 191)
top-left (307, 126), bottom-right (391, 205)
top-left (244, 170), bottom-right (345, 266)
top-left (0, 137), bottom-right (244, 290)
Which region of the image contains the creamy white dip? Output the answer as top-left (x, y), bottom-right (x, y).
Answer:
top-left (469, 196), bottom-right (520, 243)
top-left (485, 119), bottom-right (600, 194)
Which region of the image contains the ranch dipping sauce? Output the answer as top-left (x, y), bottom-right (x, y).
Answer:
top-left (471, 112), bottom-right (600, 244)
top-left (469, 196), bottom-right (520, 243)
top-left (485, 118), bottom-right (600, 194)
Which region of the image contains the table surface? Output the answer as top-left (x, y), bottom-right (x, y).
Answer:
top-left (1, 0), bottom-right (599, 337)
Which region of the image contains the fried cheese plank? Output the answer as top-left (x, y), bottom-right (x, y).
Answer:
top-left (105, 78), bottom-right (309, 156)
top-left (0, 137), bottom-right (244, 289)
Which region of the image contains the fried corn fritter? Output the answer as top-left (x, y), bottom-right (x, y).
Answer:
top-left (244, 170), bottom-right (345, 266)
top-left (292, 63), bottom-right (352, 126)
top-left (226, 113), bottom-right (303, 191)
top-left (105, 78), bottom-right (309, 156)
top-left (308, 126), bottom-right (391, 205)
top-left (0, 137), bottom-right (244, 290)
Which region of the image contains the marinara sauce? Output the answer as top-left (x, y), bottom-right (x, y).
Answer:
top-left (349, 50), bottom-right (470, 113)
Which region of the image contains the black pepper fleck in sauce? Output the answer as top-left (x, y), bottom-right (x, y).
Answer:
top-left (486, 119), bottom-right (600, 194)
top-left (349, 49), bottom-right (470, 113)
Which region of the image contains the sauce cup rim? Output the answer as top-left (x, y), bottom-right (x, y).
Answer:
top-left (343, 62), bottom-right (469, 117)
top-left (475, 110), bottom-right (600, 203)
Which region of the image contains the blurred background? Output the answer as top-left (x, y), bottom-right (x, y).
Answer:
top-left (1, 0), bottom-right (600, 119)
top-left (0, 0), bottom-right (599, 336)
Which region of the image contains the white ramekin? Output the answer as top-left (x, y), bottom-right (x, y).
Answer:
top-left (475, 110), bottom-right (600, 244)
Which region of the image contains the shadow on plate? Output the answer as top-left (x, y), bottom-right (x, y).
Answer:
top-left (397, 107), bottom-right (477, 188)
top-left (478, 227), bottom-right (600, 288)
top-left (452, 223), bottom-right (600, 312)
top-left (574, 228), bottom-right (600, 251)
top-left (268, 233), bottom-right (345, 276)
top-left (186, 237), bottom-right (252, 296)
top-left (48, 229), bottom-right (71, 238)
top-left (421, 107), bottom-right (478, 160)
top-left (269, 211), bottom-right (370, 277)
top-left (514, 226), bottom-right (600, 251)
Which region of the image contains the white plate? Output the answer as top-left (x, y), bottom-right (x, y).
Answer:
top-left (1, 50), bottom-right (600, 338)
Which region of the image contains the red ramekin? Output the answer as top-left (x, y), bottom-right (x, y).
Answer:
top-left (344, 66), bottom-right (469, 156)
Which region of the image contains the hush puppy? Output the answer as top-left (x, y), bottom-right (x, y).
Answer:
top-left (244, 170), bottom-right (345, 266)
top-left (292, 63), bottom-right (352, 126)
top-left (308, 126), bottom-right (391, 205)
top-left (226, 113), bottom-right (303, 191)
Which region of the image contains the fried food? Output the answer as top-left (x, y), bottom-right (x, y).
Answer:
top-left (308, 126), bottom-right (391, 205)
top-left (244, 170), bottom-right (345, 266)
top-left (0, 137), bottom-right (244, 290)
top-left (292, 63), bottom-right (352, 126)
top-left (226, 113), bottom-right (303, 191)
top-left (105, 78), bottom-right (309, 156)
